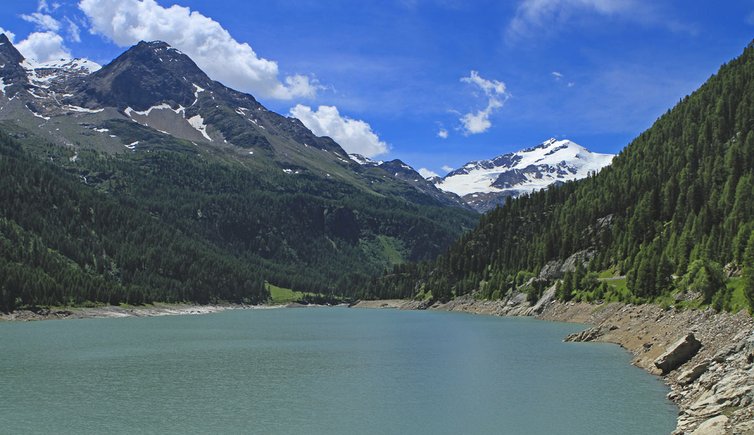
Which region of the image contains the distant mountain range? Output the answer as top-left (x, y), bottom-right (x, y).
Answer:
top-left (431, 138), bottom-right (614, 212)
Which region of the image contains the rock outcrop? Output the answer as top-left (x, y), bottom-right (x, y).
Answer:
top-left (654, 333), bottom-right (703, 374)
top-left (677, 362), bottom-right (709, 386)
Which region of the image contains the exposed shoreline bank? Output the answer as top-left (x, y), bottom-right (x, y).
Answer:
top-left (0, 301), bottom-right (349, 322)
top-left (0, 303), bottom-right (285, 322)
top-left (352, 297), bottom-right (754, 434)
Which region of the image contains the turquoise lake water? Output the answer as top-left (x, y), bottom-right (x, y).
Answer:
top-left (0, 308), bottom-right (677, 434)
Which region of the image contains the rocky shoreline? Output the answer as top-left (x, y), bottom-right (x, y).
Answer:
top-left (0, 303), bottom-right (263, 322)
top-left (352, 294), bottom-right (754, 435)
top-left (0, 301), bottom-right (343, 322)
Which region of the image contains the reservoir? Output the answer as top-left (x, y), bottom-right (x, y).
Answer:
top-left (0, 307), bottom-right (677, 434)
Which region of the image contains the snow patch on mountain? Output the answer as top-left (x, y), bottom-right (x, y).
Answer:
top-left (349, 153), bottom-right (382, 166)
top-left (23, 58), bottom-right (100, 88)
top-left (32, 58), bottom-right (101, 73)
top-left (188, 114), bottom-right (212, 141)
top-left (125, 103), bottom-right (185, 117)
top-left (64, 105), bottom-right (104, 114)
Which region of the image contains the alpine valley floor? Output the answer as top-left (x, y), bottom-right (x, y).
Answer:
top-left (353, 295), bottom-right (754, 435)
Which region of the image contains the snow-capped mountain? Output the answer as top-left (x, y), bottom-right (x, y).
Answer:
top-left (435, 138), bottom-right (615, 212)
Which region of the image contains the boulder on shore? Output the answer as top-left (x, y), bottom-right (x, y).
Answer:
top-left (654, 333), bottom-right (702, 374)
top-left (677, 361), bottom-right (709, 385)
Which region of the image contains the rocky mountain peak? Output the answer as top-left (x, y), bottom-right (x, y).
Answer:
top-left (0, 34), bottom-right (24, 64)
top-left (0, 34), bottom-right (30, 96)
top-left (70, 40), bottom-right (213, 111)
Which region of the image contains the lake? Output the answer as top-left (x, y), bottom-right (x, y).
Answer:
top-left (0, 307), bottom-right (677, 434)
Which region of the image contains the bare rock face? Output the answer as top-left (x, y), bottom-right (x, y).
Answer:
top-left (655, 333), bottom-right (702, 374)
top-left (677, 361), bottom-right (710, 385)
top-left (564, 326), bottom-right (604, 342)
top-left (690, 415), bottom-right (728, 435)
top-left (538, 249), bottom-right (596, 280)
top-left (527, 284), bottom-right (557, 315)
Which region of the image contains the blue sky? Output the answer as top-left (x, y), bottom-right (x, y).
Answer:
top-left (2, 1), bottom-right (754, 176)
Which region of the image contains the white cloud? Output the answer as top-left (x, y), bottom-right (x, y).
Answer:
top-left (506, 0), bottom-right (692, 41)
top-left (460, 105), bottom-right (497, 134)
top-left (65, 17), bottom-right (81, 43)
top-left (418, 168), bottom-right (439, 179)
top-left (290, 105), bottom-right (389, 158)
top-left (508, 0), bottom-right (635, 40)
top-left (16, 31), bottom-right (71, 63)
top-left (459, 71), bottom-right (508, 135)
top-left (461, 70), bottom-right (507, 95)
top-left (78, 0), bottom-right (319, 100)
top-left (441, 165), bottom-right (454, 173)
top-left (437, 128), bottom-right (449, 139)
top-left (21, 12), bottom-right (61, 32)
top-left (553, 71), bottom-right (575, 86)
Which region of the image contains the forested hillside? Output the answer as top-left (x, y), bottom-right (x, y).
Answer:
top-left (363, 42), bottom-right (754, 310)
top-left (0, 131), bottom-right (268, 311)
top-left (0, 127), bottom-right (476, 312)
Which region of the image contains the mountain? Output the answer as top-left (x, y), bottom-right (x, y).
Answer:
top-left (348, 154), bottom-right (469, 208)
top-left (0, 36), bottom-right (478, 311)
top-left (0, 37), bottom-right (472, 208)
top-left (0, 34), bottom-right (29, 97)
top-left (434, 138), bottom-right (614, 212)
top-left (363, 41), bottom-right (754, 310)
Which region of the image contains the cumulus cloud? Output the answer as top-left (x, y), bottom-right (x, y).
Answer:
top-left (462, 70), bottom-right (507, 95)
top-left (290, 105), bottom-right (389, 158)
top-left (437, 128), bottom-right (449, 139)
top-left (78, 0), bottom-right (319, 100)
top-left (418, 168), bottom-right (439, 179)
top-left (459, 71), bottom-right (508, 135)
top-left (16, 31), bottom-right (71, 63)
top-left (441, 165), bottom-right (454, 173)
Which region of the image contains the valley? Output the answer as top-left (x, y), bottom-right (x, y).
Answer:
top-left (2, 3), bottom-right (754, 433)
